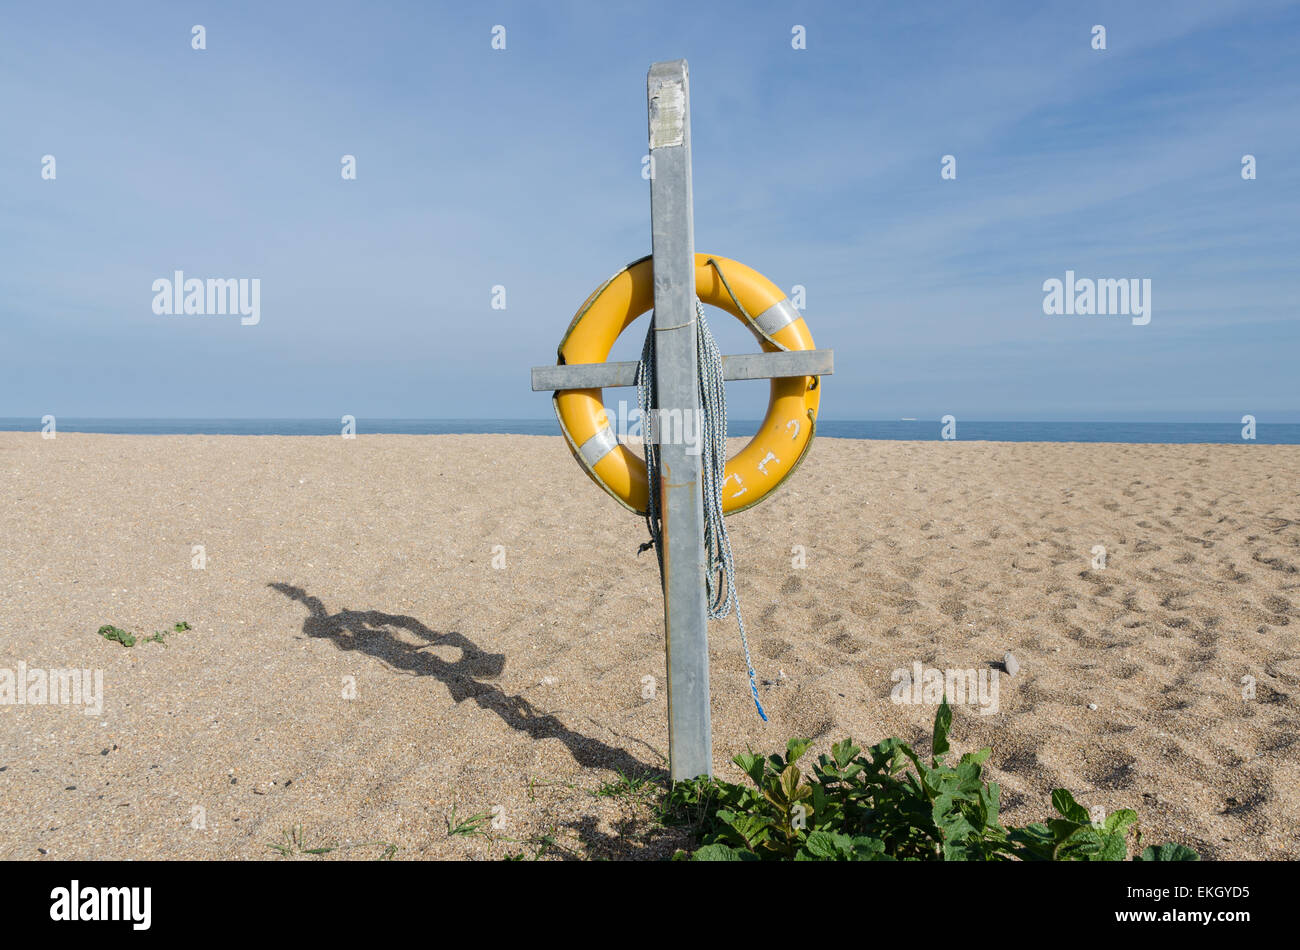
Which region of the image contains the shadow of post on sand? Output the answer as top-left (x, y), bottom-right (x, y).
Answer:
top-left (269, 582), bottom-right (659, 779)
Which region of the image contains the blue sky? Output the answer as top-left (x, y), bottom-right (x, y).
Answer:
top-left (2, 0), bottom-right (1297, 421)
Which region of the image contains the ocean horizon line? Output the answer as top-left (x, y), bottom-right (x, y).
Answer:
top-left (3, 417), bottom-right (1298, 444)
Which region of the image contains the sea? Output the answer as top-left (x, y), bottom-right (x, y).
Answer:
top-left (2, 418), bottom-right (1298, 444)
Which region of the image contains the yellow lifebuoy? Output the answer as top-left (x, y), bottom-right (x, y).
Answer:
top-left (553, 253), bottom-right (821, 516)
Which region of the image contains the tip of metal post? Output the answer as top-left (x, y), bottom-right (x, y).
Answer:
top-left (648, 58), bottom-right (688, 79)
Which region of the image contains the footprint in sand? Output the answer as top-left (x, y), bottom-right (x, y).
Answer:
top-left (1252, 551), bottom-right (1298, 574)
top-left (1085, 753), bottom-right (1139, 790)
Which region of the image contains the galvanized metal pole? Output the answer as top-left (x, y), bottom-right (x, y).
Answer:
top-left (647, 59), bottom-right (712, 781)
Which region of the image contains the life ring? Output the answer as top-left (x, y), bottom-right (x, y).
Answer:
top-left (552, 253), bottom-right (821, 516)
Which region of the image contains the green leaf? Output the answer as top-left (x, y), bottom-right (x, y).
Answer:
top-left (691, 843), bottom-right (746, 861)
top-left (1047, 818), bottom-right (1086, 842)
top-left (1137, 842), bottom-right (1200, 862)
top-left (832, 739), bottom-right (860, 769)
top-left (721, 812), bottom-right (771, 850)
top-left (1051, 788), bottom-right (1090, 824)
top-left (1007, 823), bottom-right (1055, 861)
top-left (1055, 826), bottom-right (1105, 860)
top-left (811, 783), bottom-right (829, 826)
top-left (1096, 832), bottom-right (1129, 861)
top-left (982, 782), bottom-right (1002, 818)
top-left (943, 837), bottom-right (975, 861)
top-left (804, 831), bottom-right (849, 859)
top-left (932, 699), bottom-right (952, 760)
top-left (955, 760), bottom-right (982, 788)
top-left (1104, 808), bottom-right (1139, 837)
top-left (98, 624), bottom-right (137, 648)
top-left (780, 764), bottom-right (802, 802)
top-left (933, 793), bottom-right (976, 841)
top-left (786, 738), bottom-right (813, 766)
top-left (968, 790), bottom-right (990, 833)
top-left (851, 836), bottom-right (887, 860)
top-left (732, 751), bottom-right (766, 786)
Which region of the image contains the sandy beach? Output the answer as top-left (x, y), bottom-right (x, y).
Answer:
top-left (0, 432), bottom-right (1296, 860)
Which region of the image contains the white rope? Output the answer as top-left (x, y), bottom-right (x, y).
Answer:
top-left (636, 301), bottom-right (768, 721)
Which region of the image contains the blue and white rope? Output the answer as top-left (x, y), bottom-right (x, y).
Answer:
top-left (636, 301), bottom-right (768, 721)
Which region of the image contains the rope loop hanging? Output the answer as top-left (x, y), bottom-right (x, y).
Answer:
top-left (636, 301), bottom-right (768, 721)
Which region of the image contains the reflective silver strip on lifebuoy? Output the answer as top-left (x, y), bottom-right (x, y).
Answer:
top-left (579, 425), bottom-right (618, 466)
top-left (753, 298), bottom-right (800, 337)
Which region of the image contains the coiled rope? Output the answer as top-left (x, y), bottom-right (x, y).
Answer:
top-left (636, 300), bottom-right (768, 721)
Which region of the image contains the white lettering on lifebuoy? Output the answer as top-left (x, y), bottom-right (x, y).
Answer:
top-left (725, 472), bottom-right (747, 498)
top-left (757, 451), bottom-right (779, 475)
top-left (786, 418), bottom-right (799, 439)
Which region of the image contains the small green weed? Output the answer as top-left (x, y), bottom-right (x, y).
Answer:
top-left (591, 768), bottom-right (657, 804)
top-left (501, 828), bottom-right (575, 861)
top-left (97, 625), bottom-right (136, 648)
top-left (98, 621), bottom-right (192, 648)
top-left (445, 804), bottom-right (494, 838)
top-left (266, 825), bottom-right (396, 859)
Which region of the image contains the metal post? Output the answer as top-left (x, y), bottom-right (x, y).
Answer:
top-left (647, 59), bottom-right (712, 781)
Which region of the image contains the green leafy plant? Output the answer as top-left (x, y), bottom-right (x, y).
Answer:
top-left (591, 768), bottom-right (657, 804)
top-left (142, 621), bottom-right (193, 647)
top-left (669, 699), bottom-right (1199, 862)
top-left (445, 804), bottom-right (494, 838)
top-left (1006, 788), bottom-right (1139, 861)
top-left (97, 625), bottom-right (136, 648)
top-left (500, 827), bottom-right (581, 861)
top-left (266, 825), bottom-right (396, 859)
top-left (98, 621), bottom-right (192, 648)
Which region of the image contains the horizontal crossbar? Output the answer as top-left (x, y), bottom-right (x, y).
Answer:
top-left (531, 348), bottom-right (833, 392)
